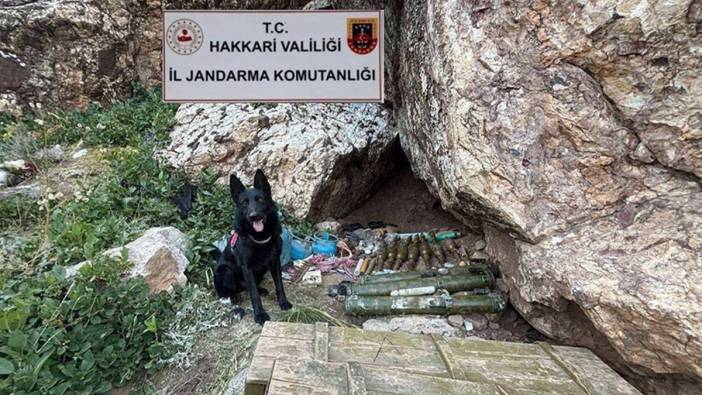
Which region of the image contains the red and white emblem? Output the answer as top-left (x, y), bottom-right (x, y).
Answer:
top-left (167, 19), bottom-right (203, 55)
top-left (347, 17), bottom-right (379, 55)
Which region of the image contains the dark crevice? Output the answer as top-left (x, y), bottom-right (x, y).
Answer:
top-left (340, 141), bottom-right (468, 233)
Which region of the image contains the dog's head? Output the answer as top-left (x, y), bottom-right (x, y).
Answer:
top-left (230, 169), bottom-right (275, 233)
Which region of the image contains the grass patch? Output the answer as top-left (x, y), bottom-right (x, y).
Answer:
top-left (0, 86), bottom-right (240, 393)
top-left (0, 195), bottom-right (42, 230)
top-left (36, 86), bottom-right (176, 148)
top-left (0, 254), bottom-right (176, 394)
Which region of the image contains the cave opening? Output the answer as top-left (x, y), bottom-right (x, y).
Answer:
top-left (340, 143), bottom-right (463, 232)
top-left (330, 141), bottom-right (545, 344)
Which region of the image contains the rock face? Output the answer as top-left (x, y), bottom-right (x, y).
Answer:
top-left (0, 0), bottom-right (152, 109)
top-left (67, 226), bottom-right (189, 293)
top-left (159, 103), bottom-right (396, 220)
top-left (0, 0), bottom-right (309, 110)
top-left (395, 0), bottom-right (702, 391)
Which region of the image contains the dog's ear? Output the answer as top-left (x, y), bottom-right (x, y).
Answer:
top-left (229, 174), bottom-right (245, 201)
top-left (253, 169), bottom-right (272, 197)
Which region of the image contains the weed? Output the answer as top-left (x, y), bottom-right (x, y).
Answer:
top-left (0, 121), bottom-right (39, 163)
top-left (0, 254), bottom-right (175, 394)
top-left (0, 195), bottom-right (42, 230)
top-left (282, 210), bottom-right (316, 238)
top-left (35, 86), bottom-right (176, 148)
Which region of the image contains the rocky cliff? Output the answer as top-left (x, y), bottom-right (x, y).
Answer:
top-left (395, 0), bottom-right (702, 392)
top-left (0, 0), bottom-right (308, 111)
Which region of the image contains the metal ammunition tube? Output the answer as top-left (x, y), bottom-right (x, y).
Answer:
top-left (345, 293), bottom-right (506, 315)
top-left (349, 272), bottom-right (494, 296)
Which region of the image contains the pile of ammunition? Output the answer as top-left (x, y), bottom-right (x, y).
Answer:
top-left (339, 265), bottom-right (506, 315)
top-left (332, 229), bottom-right (505, 316)
top-left (355, 231), bottom-right (471, 276)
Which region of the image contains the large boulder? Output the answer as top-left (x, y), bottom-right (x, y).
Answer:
top-left (0, 0), bottom-right (153, 109)
top-left (67, 226), bottom-right (189, 293)
top-left (396, 0), bottom-right (702, 391)
top-left (159, 103), bottom-right (396, 220)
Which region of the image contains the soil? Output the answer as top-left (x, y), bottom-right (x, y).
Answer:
top-left (341, 158), bottom-right (467, 233)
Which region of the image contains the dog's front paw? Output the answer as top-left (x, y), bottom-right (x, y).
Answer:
top-left (279, 300), bottom-right (293, 311)
top-left (254, 311), bottom-right (271, 325)
top-left (231, 307), bottom-right (246, 320)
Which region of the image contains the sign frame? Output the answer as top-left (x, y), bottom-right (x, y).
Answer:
top-left (161, 9), bottom-right (385, 103)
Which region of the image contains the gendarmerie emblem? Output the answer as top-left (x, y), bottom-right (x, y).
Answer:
top-left (167, 19), bottom-right (203, 55)
top-left (346, 17), bottom-right (378, 55)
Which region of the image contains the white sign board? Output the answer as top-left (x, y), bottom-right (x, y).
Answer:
top-left (162, 10), bottom-right (384, 103)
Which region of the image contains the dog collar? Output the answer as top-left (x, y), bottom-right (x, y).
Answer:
top-left (249, 234), bottom-right (272, 244)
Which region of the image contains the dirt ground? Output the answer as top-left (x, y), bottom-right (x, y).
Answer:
top-left (341, 161), bottom-right (468, 233)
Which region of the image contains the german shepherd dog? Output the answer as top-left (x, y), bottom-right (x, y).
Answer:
top-left (214, 169), bottom-right (292, 324)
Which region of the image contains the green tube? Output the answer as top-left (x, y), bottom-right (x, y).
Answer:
top-left (349, 273), bottom-right (494, 296)
top-left (345, 293), bottom-right (506, 316)
top-left (436, 231), bottom-right (461, 241)
top-left (358, 265), bottom-right (493, 285)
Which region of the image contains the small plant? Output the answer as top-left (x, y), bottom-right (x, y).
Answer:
top-left (0, 195), bottom-right (42, 230)
top-left (34, 86), bottom-right (177, 148)
top-left (0, 120), bottom-right (40, 163)
top-left (0, 255), bottom-right (176, 394)
top-left (282, 210), bottom-right (316, 237)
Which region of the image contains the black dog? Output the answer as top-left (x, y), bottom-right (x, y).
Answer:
top-left (214, 169), bottom-right (292, 324)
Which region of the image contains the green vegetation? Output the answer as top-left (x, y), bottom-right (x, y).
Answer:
top-left (0, 255), bottom-right (176, 394)
top-left (0, 86), bottom-right (238, 393)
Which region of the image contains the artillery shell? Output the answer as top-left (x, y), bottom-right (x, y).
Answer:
top-left (360, 258), bottom-right (370, 274)
top-left (393, 237), bottom-right (410, 270)
top-left (443, 239), bottom-right (459, 259)
top-left (392, 240), bottom-right (408, 271)
top-left (354, 258), bottom-right (365, 276)
top-left (383, 240), bottom-right (397, 269)
top-left (430, 231), bottom-right (446, 263)
top-left (419, 236), bottom-right (432, 263)
top-left (415, 257), bottom-right (427, 272)
top-left (385, 238), bottom-right (398, 269)
top-left (378, 240), bottom-right (388, 262)
top-left (406, 237), bottom-right (419, 271)
top-left (366, 258), bottom-right (377, 274)
top-left (398, 238), bottom-right (409, 261)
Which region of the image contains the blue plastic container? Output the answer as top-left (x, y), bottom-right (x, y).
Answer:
top-left (291, 239), bottom-right (312, 260)
top-left (312, 232), bottom-right (337, 256)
